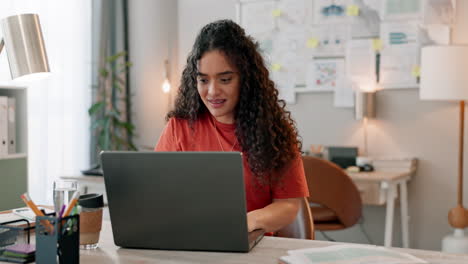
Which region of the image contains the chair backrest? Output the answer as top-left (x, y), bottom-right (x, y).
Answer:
top-left (302, 156), bottom-right (362, 228)
top-left (275, 197), bottom-right (315, 240)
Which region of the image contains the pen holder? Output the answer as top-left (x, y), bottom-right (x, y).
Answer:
top-left (35, 215), bottom-right (79, 264)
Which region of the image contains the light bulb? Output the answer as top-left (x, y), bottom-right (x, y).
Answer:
top-left (162, 78), bottom-right (171, 93)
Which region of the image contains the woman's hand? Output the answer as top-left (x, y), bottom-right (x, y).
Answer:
top-left (246, 198), bottom-right (301, 233)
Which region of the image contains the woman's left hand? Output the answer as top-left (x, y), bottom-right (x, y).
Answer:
top-left (246, 198), bottom-right (301, 233)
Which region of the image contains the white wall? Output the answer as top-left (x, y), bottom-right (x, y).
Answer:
top-left (131, 0), bottom-right (467, 251)
top-left (128, 0), bottom-right (178, 150)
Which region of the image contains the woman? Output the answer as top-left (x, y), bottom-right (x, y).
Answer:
top-left (155, 19), bottom-right (309, 233)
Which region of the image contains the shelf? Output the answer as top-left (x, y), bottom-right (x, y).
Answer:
top-left (0, 153), bottom-right (27, 160)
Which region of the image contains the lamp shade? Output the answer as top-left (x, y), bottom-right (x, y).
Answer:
top-left (420, 46), bottom-right (468, 101)
top-left (1, 14), bottom-right (50, 80)
top-left (355, 91), bottom-right (376, 120)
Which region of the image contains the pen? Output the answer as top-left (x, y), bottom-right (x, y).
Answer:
top-left (58, 204), bottom-right (66, 219)
top-left (62, 191), bottom-right (81, 217)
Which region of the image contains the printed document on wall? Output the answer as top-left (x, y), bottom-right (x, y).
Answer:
top-left (277, 0), bottom-right (314, 31)
top-left (307, 25), bottom-right (350, 57)
top-left (380, 21), bottom-right (419, 47)
top-left (239, 0), bottom-right (276, 36)
top-left (271, 30), bottom-right (308, 85)
top-left (313, 0), bottom-right (351, 24)
top-left (334, 80), bottom-right (355, 108)
top-left (380, 43), bottom-right (419, 89)
top-left (381, 0), bottom-right (422, 20)
top-left (271, 69), bottom-right (296, 104)
top-left (306, 58), bottom-right (345, 92)
top-left (346, 39), bottom-right (376, 88)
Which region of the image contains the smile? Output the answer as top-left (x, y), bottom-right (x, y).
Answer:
top-left (207, 99), bottom-right (226, 108)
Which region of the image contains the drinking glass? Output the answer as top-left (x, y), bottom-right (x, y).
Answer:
top-left (53, 180), bottom-right (78, 216)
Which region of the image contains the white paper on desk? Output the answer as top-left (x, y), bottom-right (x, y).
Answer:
top-left (380, 43), bottom-right (420, 89)
top-left (240, 0), bottom-right (276, 36)
top-left (286, 244), bottom-right (427, 264)
top-left (306, 58), bottom-right (345, 92)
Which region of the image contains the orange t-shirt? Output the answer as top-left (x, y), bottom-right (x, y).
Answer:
top-left (154, 112), bottom-right (309, 212)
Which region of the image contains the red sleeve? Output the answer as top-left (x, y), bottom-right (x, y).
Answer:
top-left (271, 155), bottom-right (310, 199)
top-left (154, 118), bottom-right (181, 151)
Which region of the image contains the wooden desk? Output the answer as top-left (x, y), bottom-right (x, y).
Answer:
top-left (82, 221), bottom-right (468, 263)
top-left (347, 169), bottom-right (413, 249)
top-left (2, 217), bottom-right (468, 263)
top-left (63, 167), bottom-right (414, 249)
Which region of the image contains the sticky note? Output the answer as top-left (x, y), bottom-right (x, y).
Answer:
top-left (307, 38), bottom-right (319, 48)
top-left (272, 63), bottom-right (281, 71)
top-left (411, 65), bottom-right (421, 77)
top-left (347, 5), bottom-right (360, 16)
top-left (272, 9), bottom-right (282, 17)
top-left (372, 38), bottom-right (383, 51)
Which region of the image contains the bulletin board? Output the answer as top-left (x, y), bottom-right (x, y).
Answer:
top-left (236, 0), bottom-right (454, 105)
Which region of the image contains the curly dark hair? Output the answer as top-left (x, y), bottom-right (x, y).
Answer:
top-left (167, 19), bottom-right (302, 184)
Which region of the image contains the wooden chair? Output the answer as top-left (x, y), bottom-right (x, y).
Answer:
top-left (302, 156), bottom-right (362, 231)
top-left (275, 197), bottom-right (315, 239)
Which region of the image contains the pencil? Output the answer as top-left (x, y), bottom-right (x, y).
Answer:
top-left (20, 192), bottom-right (53, 230)
top-left (20, 193), bottom-right (45, 217)
top-left (62, 191), bottom-right (80, 218)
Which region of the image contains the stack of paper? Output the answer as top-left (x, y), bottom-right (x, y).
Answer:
top-left (0, 244), bottom-right (35, 263)
top-left (279, 245), bottom-right (426, 264)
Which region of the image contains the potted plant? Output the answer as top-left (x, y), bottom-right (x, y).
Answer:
top-left (82, 51), bottom-right (136, 176)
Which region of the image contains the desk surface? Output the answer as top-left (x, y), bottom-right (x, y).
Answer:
top-left (76, 221), bottom-right (468, 264)
top-left (347, 169), bottom-right (413, 182)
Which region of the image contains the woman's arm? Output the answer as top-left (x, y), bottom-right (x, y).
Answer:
top-left (247, 197), bottom-right (301, 233)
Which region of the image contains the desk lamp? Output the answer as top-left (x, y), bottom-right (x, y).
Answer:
top-left (0, 14), bottom-right (50, 81)
top-left (420, 45), bottom-right (468, 253)
top-left (355, 90), bottom-right (376, 162)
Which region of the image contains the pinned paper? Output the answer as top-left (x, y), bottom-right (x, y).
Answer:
top-left (372, 38), bottom-right (383, 51)
top-left (346, 5), bottom-right (360, 16)
top-left (411, 65), bottom-right (421, 77)
top-left (272, 63), bottom-right (282, 71)
top-left (306, 38), bottom-right (319, 48)
top-left (272, 9), bottom-right (282, 17)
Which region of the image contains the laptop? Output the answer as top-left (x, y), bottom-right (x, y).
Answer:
top-left (101, 151), bottom-right (264, 252)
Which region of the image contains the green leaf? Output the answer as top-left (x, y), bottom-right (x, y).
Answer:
top-left (106, 51), bottom-right (127, 63)
top-left (99, 68), bottom-right (108, 78)
top-left (88, 102), bottom-right (105, 115)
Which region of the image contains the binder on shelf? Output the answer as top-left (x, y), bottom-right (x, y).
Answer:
top-left (7, 97), bottom-right (16, 154)
top-left (0, 96), bottom-right (8, 156)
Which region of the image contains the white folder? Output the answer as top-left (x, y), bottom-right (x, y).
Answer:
top-left (0, 96), bottom-right (8, 155)
top-left (7, 97), bottom-right (16, 154)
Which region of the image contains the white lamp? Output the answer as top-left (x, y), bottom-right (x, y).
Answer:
top-left (420, 45), bottom-right (468, 253)
top-left (0, 14), bottom-right (50, 81)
